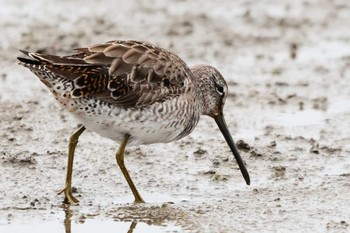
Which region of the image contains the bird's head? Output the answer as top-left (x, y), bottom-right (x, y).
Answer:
top-left (191, 65), bottom-right (250, 185)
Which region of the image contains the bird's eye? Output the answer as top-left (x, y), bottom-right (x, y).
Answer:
top-left (215, 84), bottom-right (225, 95)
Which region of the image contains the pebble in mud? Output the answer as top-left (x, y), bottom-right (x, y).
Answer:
top-left (236, 139), bottom-right (251, 151)
top-left (193, 148), bottom-right (207, 157)
top-left (272, 166), bottom-right (286, 179)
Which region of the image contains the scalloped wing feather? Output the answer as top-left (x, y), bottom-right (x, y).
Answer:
top-left (83, 40), bottom-right (193, 107)
top-left (20, 40), bottom-right (193, 108)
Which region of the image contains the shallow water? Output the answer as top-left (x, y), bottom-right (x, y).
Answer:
top-left (1, 219), bottom-right (183, 233)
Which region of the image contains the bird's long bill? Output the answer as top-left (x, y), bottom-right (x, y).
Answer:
top-left (214, 114), bottom-right (251, 185)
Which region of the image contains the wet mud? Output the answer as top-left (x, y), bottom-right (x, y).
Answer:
top-left (1, 0), bottom-right (350, 232)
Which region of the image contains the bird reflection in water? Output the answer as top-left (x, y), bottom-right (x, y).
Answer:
top-left (62, 206), bottom-right (138, 233)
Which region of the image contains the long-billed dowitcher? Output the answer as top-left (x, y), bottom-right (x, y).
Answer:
top-left (17, 40), bottom-right (250, 204)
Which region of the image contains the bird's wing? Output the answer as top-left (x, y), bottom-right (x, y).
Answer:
top-left (75, 40), bottom-right (194, 108)
top-left (20, 40), bottom-right (194, 108)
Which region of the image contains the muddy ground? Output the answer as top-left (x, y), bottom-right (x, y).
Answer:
top-left (1, 0), bottom-right (350, 232)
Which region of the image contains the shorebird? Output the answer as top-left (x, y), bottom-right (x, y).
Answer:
top-left (17, 40), bottom-right (250, 204)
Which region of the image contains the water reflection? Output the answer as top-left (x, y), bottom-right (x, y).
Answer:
top-left (63, 206), bottom-right (139, 233)
top-left (127, 221), bottom-right (137, 233)
top-left (64, 206), bottom-right (72, 233)
top-left (60, 205), bottom-right (183, 233)
top-left (0, 204), bottom-right (186, 233)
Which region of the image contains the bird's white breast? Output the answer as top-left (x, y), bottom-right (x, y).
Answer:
top-left (68, 97), bottom-right (198, 146)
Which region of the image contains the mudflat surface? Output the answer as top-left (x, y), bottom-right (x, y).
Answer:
top-left (1, 1), bottom-right (350, 232)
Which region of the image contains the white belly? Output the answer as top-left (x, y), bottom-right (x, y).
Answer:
top-left (69, 98), bottom-right (198, 146)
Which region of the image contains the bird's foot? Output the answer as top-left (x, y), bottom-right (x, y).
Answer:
top-left (133, 196), bottom-right (145, 203)
top-left (57, 186), bottom-right (79, 204)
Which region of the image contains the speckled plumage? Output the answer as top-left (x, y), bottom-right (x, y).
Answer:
top-left (17, 40), bottom-right (250, 203)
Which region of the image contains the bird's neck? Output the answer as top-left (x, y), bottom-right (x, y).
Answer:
top-left (190, 65), bottom-right (211, 116)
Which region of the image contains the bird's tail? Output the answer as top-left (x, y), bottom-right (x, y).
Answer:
top-left (17, 49), bottom-right (109, 98)
top-left (17, 50), bottom-right (63, 89)
top-left (17, 50), bottom-right (47, 71)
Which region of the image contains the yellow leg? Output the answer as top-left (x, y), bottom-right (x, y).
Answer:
top-left (57, 126), bottom-right (86, 204)
top-left (116, 135), bottom-right (145, 203)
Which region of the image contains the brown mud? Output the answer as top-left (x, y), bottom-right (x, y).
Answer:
top-left (1, 1), bottom-right (350, 232)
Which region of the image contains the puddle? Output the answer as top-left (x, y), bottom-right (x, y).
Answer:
top-left (0, 204), bottom-right (192, 233)
top-left (327, 98), bottom-right (350, 114)
top-left (298, 41), bottom-right (350, 62)
top-left (264, 109), bottom-right (326, 139)
top-left (270, 109), bottom-right (325, 127)
top-left (0, 219), bottom-right (183, 233)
